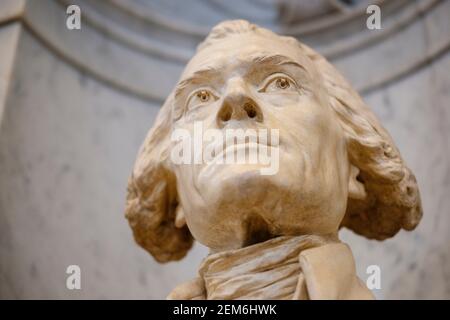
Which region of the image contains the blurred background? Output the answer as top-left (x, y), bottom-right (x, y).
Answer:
top-left (0, 0), bottom-right (449, 299)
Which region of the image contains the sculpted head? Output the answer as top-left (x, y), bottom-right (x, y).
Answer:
top-left (125, 20), bottom-right (422, 262)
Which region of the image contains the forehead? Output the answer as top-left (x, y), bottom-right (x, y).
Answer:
top-left (182, 33), bottom-right (314, 78)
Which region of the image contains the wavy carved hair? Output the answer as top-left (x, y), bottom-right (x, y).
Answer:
top-left (125, 20), bottom-right (422, 263)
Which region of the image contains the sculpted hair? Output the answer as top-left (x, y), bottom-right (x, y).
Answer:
top-left (125, 93), bottom-right (193, 263)
top-left (125, 20), bottom-right (422, 263)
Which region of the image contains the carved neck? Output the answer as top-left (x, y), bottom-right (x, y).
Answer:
top-left (199, 234), bottom-right (339, 299)
top-left (208, 232), bottom-right (340, 255)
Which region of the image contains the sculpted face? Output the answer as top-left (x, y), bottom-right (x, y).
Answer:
top-left (171, 33), bottom-right (363, 251)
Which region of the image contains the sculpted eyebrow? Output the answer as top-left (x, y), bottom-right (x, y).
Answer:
top-left (249, 53), bottom-right (308, 74)
top-left (174, 67), bottom-right (222, 100)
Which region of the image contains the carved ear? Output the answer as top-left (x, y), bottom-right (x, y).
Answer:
top-left (125, 94), bottom-right (193, 262)
top-left (348, 165), bottom-right (366, 200)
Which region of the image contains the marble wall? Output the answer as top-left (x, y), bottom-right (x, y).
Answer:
top-left (0, 0), bottom-right (449, 299)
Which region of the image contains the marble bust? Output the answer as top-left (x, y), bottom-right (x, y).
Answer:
top-left (125, 20), bottom-right (422, 300)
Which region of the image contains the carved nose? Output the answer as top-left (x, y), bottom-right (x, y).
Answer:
top-left (217, 81), bottom-right (263, 126)
top-left (218, 99), bottom-right (261, 122)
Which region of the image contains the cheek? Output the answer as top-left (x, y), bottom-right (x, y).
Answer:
top-left (259, 93), bottom-right (301, 108)
top-left (262, 96), bottom-right (330, 147)
top-left (172, 166), bottom-right (192, 204)
top-left (183, 103), bottom-right (219, 122)
top-left (173, 166), bottom-right (205, 228)
top-left (264, 97), bottom-right (348, 188)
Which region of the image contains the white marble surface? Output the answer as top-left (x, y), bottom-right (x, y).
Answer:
top-left (0, 0), bottom-right (449, 299)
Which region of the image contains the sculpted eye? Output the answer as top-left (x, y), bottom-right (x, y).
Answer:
top-left (187, 89), bottom-right (217, 110)
top-left (276, 78), bottom-right (290, 89)
top-left (261, 74), bottom-right (298, 93)
top-left (197, 90), bottom-right (210, 102)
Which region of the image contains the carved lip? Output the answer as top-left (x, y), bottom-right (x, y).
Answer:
top-left (215, 130), bottom-right (277, 159)
top-left (211, 140), bottom-right (278, 163)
